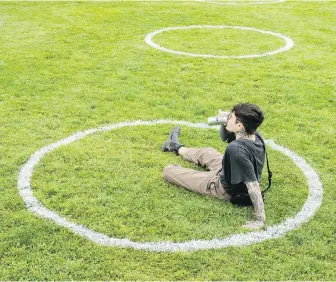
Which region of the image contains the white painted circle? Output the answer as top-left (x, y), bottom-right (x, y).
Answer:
top-left (18, 120), bottom-right (323, 252)
top-left (197, 0), bottom-right (285, 5)
top-left (145, 25), bottom-right (294, 59)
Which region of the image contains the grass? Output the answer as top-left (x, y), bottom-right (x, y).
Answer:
top-left (154, 27), bottom-right (286, 56)
top-left (31, 125), bottom-right (307, 242)
top-left (0, 0), bottom-right (335, 280)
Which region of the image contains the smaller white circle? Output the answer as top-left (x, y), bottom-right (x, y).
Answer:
top-left (145, 25), bottom-right (294, 59)
top-left (197, 0), bottom-right (285, 5)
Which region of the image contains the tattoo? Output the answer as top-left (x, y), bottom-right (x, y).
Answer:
top-left (245, 181), bottom-right (266, 222)
top-left (236, 128), bottom-right (255, 141)
top-left (237, 128), bottom-right (249, 139)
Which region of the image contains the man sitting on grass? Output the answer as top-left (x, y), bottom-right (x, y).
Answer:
top-left (162, 103), bottom-right (266, 229)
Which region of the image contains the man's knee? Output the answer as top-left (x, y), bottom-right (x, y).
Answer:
top-left (204, 147), bottom-right (217, 152)
top-left (198, 147), bottom-right (217, 158)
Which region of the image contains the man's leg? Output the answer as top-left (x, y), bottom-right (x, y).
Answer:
top-left (161, 125), bottom-right (223, 171)
top-left (161, 126), bottom-right (230, 200)
top-left (178, 147), bottom-right (223, 171)
top-left (163, 164), bottom-right (230, 201)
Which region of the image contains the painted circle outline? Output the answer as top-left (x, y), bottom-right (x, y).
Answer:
top-left (145, 25), bottom-right (294, 59)
top-left (197, 0), bottom-right (285, 5)
top-left (18, 120), bottom-right (323, 252)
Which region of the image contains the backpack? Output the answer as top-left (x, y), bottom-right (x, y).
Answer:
top-left (229, 134), bottom-right (272, 207)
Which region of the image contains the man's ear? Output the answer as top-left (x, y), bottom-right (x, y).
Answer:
top-left (237, 121), bottom-right (244, 130)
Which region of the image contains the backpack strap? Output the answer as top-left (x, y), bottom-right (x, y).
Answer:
top-left (255, 133), bottom-right (272, 194)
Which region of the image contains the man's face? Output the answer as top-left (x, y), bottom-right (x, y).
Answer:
top-left (226, 111), bottom-right (243, 133)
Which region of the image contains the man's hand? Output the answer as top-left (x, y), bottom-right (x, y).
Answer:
top-left (208, 110), bottom-right (230, 126)
top-left (242, 220), bottom-right (265, 229)
top-left (218, 109), bottom-right (230, 121)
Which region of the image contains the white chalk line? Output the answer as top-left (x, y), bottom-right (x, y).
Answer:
top-left (18, 120), bottom-right (323, 252)
top-left (197, 0), bottom-right (285, 5)
top-left (145, 25), bottom-right (294, 59)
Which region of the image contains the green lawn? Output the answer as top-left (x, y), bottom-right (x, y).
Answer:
top-left (0, 1), bottom-right (335, 280)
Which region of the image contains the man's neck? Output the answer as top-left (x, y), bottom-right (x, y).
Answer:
top-left (236, 130), bottom-right (256, 141)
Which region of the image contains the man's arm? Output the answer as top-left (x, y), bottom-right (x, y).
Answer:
top-left (244, 180), bottom-right (266, 229)
top-left (219, 124), bottom-right (236, 143)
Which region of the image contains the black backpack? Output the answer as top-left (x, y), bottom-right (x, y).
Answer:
top-left (229, 134), bottom-right (272, 207)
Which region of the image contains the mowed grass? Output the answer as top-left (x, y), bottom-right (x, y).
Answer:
top-left (0, 1), bottom-right (335, 280)
top-left (32, 125), bottom-right (307, 242)
top-left (154, 27), bottom-right (286, 56)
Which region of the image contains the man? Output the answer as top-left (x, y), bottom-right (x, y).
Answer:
top-left (162, 103), bottom-right (266, 229)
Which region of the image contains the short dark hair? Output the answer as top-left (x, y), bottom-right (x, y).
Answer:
top-left (232, 103), bottom-right (264, 134)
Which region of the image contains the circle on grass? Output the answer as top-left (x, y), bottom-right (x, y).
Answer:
top-left (198, 0), bottom-right (285, 5)
top-left (18, 120), bottom-right (323, 252)
top-left (145, 25), bottom-right (294, 59)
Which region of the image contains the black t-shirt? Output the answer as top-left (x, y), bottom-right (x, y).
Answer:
top-left (219, 134), bottom-right (265, 196)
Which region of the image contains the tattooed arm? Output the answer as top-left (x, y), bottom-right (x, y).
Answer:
top-left (243, 181), bottom-right (266, 229)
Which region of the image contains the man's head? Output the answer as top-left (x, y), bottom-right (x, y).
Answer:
top-left (226, 103), bottom-right (264, 135)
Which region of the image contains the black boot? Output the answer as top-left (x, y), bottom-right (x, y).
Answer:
top-left (161, 126), bottom-right (184, 154)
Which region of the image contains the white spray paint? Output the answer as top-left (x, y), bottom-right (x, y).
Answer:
top-left (145, 25), bottom-right (294, 59)
top-left (18, 120), bottom-right (323, 252)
